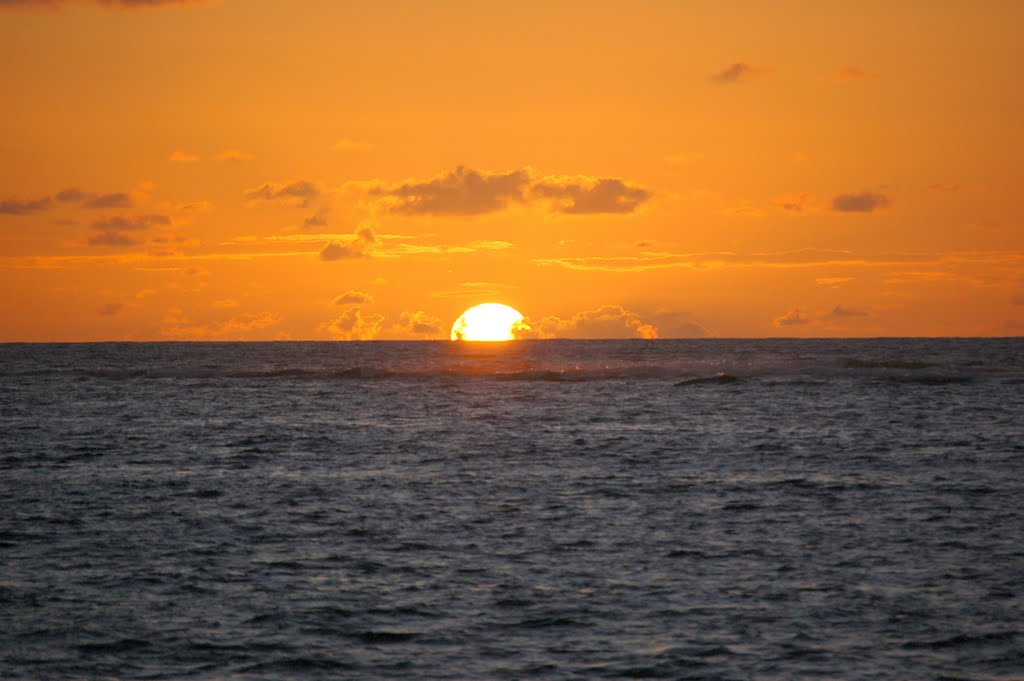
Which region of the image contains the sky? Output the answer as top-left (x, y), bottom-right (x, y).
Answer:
top-left (1, 0), bottom-right (1022, 341)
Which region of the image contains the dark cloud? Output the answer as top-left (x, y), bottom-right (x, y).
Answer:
top-left (98, 302), bottom-right (123, 316)
top-left (319, 226), bottom-right (377, 261)
top-left (0, 196), bottom-right (52, 215)
top-left (84, 192), bottom-right (133, 209)
top-left (832, 192), bottom-right (889, 213)
top-left (91, 214), bottom-right (171, 230)
top-left (396, 310), bottom-right (443, 336)
top-left (773, 307), bottom-right (810, 327)
top-left (303, 207), bottom-right (329, 228)
top-left (88, 231), bottom-right (141, 247)
top-left (372, 167), bottom-right (650, 216)
top-left (244, 180), bottom-right (321, 207)
top-left (372, 166), bottom-right (529, 216)
top-left (56, 188), bottom-right (134, 208)
top-left (56, 188), bottom-right (90, 203)
top-left (829, 304), bottom-right (868, 317)
top-left (532, 177), bottom-right (650, 214)
top-left (1010, 293), bottom-right (1024, 306)
top-left (711, 62), bottom-right (759, 84)
top-left (334, 290), bottom-right (374, 305)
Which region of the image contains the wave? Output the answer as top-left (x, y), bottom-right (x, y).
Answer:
top-left (0, 362), bottom-right (1005, 386)
top-left (675, 373), bottom-right (740, 387)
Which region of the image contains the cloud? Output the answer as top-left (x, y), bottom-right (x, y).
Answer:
top-left (395, 310), bottom-right (443, 337)
top-left (772, 193), bottom-right (815, 213)
top-left (88, 231), bottom-right (141, 246)
top-left (98, 302), bottom-right (123, 316)
top-left (160, 307), bottom-right (279, 340)
top-left (324, 307), bottom-right (384, 341)
top-left (0, 196), bottom-right (52, 215)
top-left (928, 182), bottom-right (960, 193)
top-left (532, 177), bottom-right (650, 214)
top-left (334, 290), bottom-right (374, 305)
top-left (832, 192), bottom-right (889, 213)
top-left (91, 213), bottom-right (171, 230)
top-left (773, 307), bottom-right (811, 327)
top-left (82, 192), bottom-right (133, 209)
top-left (244, 180), bottom-right (320, 207)
top-left (711, 62), bottom-right (763, 84)
top-left (370, 166), bottom-right (651, 216)
top-left (528, 305), bottom-right (659, 339)
top-left (169, 150), bottom-right (199, 163)
top-left (216, 149), bottom-right (254, 162)
top-left (333, 138), bottom-right (372, 151)
top-left (816, 277), bottom-right (854, 287)
top-left (54, 188), bottom-right (134, 208)
top-left (87, 213), bottom-right (170, 248)
top-left (371, 166), bottom-right (530, 216)
top-left (832, 66), bottom-right (880, 82)
top-left (828, 304), bottom-right (868, 317)
top-left (1, 0), bottom-right (209, 9)
top-left (320, 226), bottom-right (377, 261)
top-left (1010, 293), bottom-right (1024, 306)
top-left (211, 298), bottom-right (238, 309)
top-left (303, 207), bottom-right (330, 228)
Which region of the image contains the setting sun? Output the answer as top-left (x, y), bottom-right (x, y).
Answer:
top-left (451, 303), bottom-right (529, 341)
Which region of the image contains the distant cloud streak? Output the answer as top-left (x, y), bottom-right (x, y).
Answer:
top-left (832, 192), bottom-right (889, 213)
top-left (711, 62), bottom-right (763, 84)
top-left (0, 0), bottom-right (209, 9)
top-left (0, 196), bottom-right (52, 215)
top-left (244, 180), bottom-right (320, 207)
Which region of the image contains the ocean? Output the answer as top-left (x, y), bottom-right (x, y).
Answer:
top-left (1, 338), bottom-right (1022, 680)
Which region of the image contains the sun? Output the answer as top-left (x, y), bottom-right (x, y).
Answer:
top-left (451, 303), bottom-right (529, 341)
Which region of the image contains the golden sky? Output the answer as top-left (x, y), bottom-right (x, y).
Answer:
top-left (2, 0), bottom-right (1022, 340)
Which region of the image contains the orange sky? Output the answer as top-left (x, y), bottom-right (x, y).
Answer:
top-left (1, 0), bottom-right (1022, 340)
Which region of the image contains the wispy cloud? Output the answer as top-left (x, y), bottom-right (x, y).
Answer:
top-left (832, 66), bottom-right (880, 82)
top-left (168, 150), bottom-right (199, 163)
top-left (711, 62), bottom-right (765, 84)
top-left (773, 307), bottom-right (810, 327)
top-left (216, 149), bottom-right (254, 162)
top-left (244, 180), bottom-right (321, 207)
top-left (832, 192), bottom-right (889, 213)
top-left (0, 196), bottom-right (52, 215)
top-left (333, 138), bottom-right (372, 151)
top-left (828, 304), bottom-right (868, 317)
top-left (1, 0), bottom-right (209, 10)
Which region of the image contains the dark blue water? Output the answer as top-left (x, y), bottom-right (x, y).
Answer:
top-left (2, 339), bottom-right (1022, 679)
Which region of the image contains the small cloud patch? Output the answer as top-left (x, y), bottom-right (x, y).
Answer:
top-left (773, 307), bottom-right (811, 327)
top-left (320, 226), bottom-right (377, 261)
top-left (711, 62), bottom-right (763, 84)
top-left (832, 192), bottom-right (889, 213)
top-left (244, 180), bottom-right (320, 207)
top-left (0, 196), bottom-right (52, 215)
top-left (334, 290), bottom-right (374, 305)
top-left (169, 150), bottom-right (200, 163)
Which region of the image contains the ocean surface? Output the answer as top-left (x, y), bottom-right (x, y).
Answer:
top-left (1, 338), bottom-right (1022, 680)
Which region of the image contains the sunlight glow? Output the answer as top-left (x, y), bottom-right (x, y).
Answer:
top-left (450, 303), bottom-right (529, 341)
